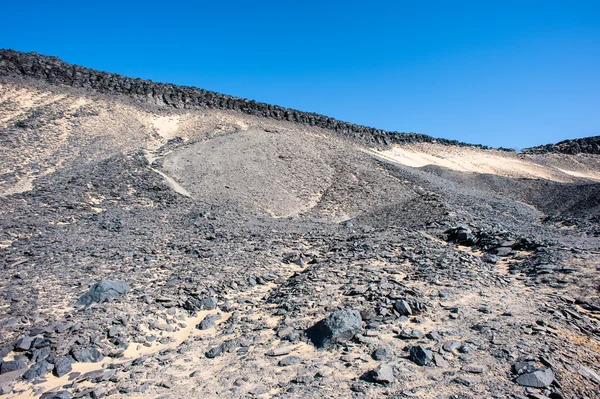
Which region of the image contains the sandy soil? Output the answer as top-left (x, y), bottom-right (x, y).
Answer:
top-left (367, 143), bottom-right (600, 182)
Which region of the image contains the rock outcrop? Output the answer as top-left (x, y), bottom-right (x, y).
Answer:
top-left (0, 49), bottom-right (497, 149)
top-left (522, 136), bottom-right (600, 155)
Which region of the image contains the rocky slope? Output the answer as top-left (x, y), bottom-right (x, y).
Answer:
top-left (0, 51), bottom-right (599, 399)
top-left (523, 136), bottom-right (600, 155)
top-left (0, 49), bottom-right (500, 149)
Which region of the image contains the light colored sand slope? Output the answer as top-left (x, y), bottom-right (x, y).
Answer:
top-left (366, 143), bottom-right (600, 182)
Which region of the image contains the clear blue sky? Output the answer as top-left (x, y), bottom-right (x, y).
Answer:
top-left (2, 1), bottom-right (599, 148)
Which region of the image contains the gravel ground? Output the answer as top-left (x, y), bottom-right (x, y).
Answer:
top-left (0, 58), bottom-right (599, 399)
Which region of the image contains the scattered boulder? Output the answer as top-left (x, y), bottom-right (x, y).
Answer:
top-left (372, 348), bottom-right (391, 361)
top-left (15, 336), bottom-right (34, 351)
top-left (482, 254), bottom-right (498, 264)
top-left (0, 383), bottom-right (14, 395)
top-left (266, 347), bottom-right (292, 357)
top-left (306, 309), bottom-right (362, 348)
top-left (515, 368), bottom-right (555, 388)
top-left (206, 339), bottom-right (241, 358)
top-left (0, 359), bottom-right (27, 374)
top-left (408, 345), bottom-right (432, 366)
top-left (278, 356), bottom-right (301, 366)
top-left (53, 357), bottom-right (73, 377)
top-left (71, 347), bottom-right (104, 363)
top-left (22, 360), bottom-right (53, 380)
top-left (443, 340), bottom-right (461, 352)
top-left (196, 314), bottom-right (221, 330)
top-left (394, 300), bottom-right (412, 316)
top-left (41, 390), bottom-right (73, 399)
top-left (370, 364), bottom-right (394, 384)
top-left (77, 280), bottom-right (130, 307)
top-left (398, 328), bottom-right (423, 339)
top-left (184, 297), bottom-right (218, 312)
top-left (433, 353), bottom-right (449, 368)
top-left (493, 247), bottom-right (513, 257)
top-left (446, 226), bottom-right (477, 246)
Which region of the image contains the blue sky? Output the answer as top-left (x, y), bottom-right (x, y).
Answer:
top-left (2, 1), bottom-right (599, 148)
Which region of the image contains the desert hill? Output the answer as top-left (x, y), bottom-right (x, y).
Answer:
top-left (0, 50), bottom-right (599, 399)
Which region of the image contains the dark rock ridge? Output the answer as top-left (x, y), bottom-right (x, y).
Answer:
top-left (522, 135), bottom-right (600, 155)
top-left (0, 49), bottom-right (498, 149)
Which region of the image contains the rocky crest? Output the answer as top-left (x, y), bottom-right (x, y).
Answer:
top-left (0, 49), bottom-right (495, 149)
top-left (522, 136), bottom-right (600, 155)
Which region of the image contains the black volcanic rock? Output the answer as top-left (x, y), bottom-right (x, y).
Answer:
top-left (0, 49), bottom-right (501, 150)
top-left (307, 309), bottom-right (362, 348)
top-left (523, 136), bottom-right (600, 155)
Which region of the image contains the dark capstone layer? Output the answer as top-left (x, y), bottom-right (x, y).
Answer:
top-left (0, 49), bottom-right (501, 150)
top-left (522, 136), bottom-right (600, 155)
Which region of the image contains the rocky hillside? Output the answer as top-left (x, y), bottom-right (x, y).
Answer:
top-left (523, 136), bottom-right (600, 155)
top-left (0, 49), bottom-right (497, 149)
top-left (0, 51), bottom-right (599, 399)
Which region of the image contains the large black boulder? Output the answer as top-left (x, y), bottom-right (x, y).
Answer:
top-left (306, 309), bottom-right (362, 348)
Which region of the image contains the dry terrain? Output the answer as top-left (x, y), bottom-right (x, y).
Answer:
top-left (0, 51), bottom-right (599, 399)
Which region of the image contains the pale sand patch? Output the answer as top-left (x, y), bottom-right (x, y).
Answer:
top-left (150, 168), bottom-right (192, 198)
top-left (1, 177), bottom-right (34, 197)
top-left (556, 168), bottom-right (600, 180)
top-left (150, 115), bottom-right (180, 141)
top-left (1, 167), bottom-right (56, 197)
top-left (0, 84), bottom-right (66, 124)
top-left (365, 144), bottom-right (600, 182)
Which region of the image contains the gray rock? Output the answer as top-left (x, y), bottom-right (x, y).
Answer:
top-left (433, 353), bottom-right (449, 368)
top-left (196, 297), bottom-right (218, 310)
top-left (371, 364), bottom-right (394, 384)
top-left (482, 254), bottom-right (498, 264)
top-left (394, 300), bottom-right (412, 316)
top-left (278, 356), bottom-right (301, 366)
top-left (454, 376), bottom-right (478, 386)
top-left (41, 391), bottom-right (73, 399)
top-left (0, 383), bottom-right (14, 395)
top-left (515, 368), bottom-right (554, 388)
top-left (307, 309), bottom-right (362, 348)
top-left (442, 340), bottom-right (461, 352)
top-left (578, 366), bottom-right (600, 384)
top-left (372, 348), bottom-right (391, 361)
top-left (494, 247), bottom-right (513, 256)
top-left (196, 314), bottom-right (221, 330)
top-left (185, 297), bottom-right (218, 311)
top-left (266, 347), bottom-right (292, 356)
top-left (77, 280), bottom-right (130, 307)
top-left (462, 364), bottom-right (486, 373)
top-left (206, 338), bottom-right (240, 358)
top-left (277, 327), bottom-right (294, 339)
top-left (0, 359), bottom-right (27, 374)
top-left (408, 345), bottom-right (433, 366)
top-left (31, 346), bottom-right (51, 362)
top-left (23, 359), bottom-right (53, 380)
top-left (15, 336), bottom-right (34, 351)
top-left (71, 347), bottom-right (104, 363)
top-left (0, 318), bottom-right (18, 330)
top-left (53, 357), bottom-right (73, 377)
top-left (512, 361), bottom-right (537, 375)
top-left (398, 328), bottom-right (423, 339)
